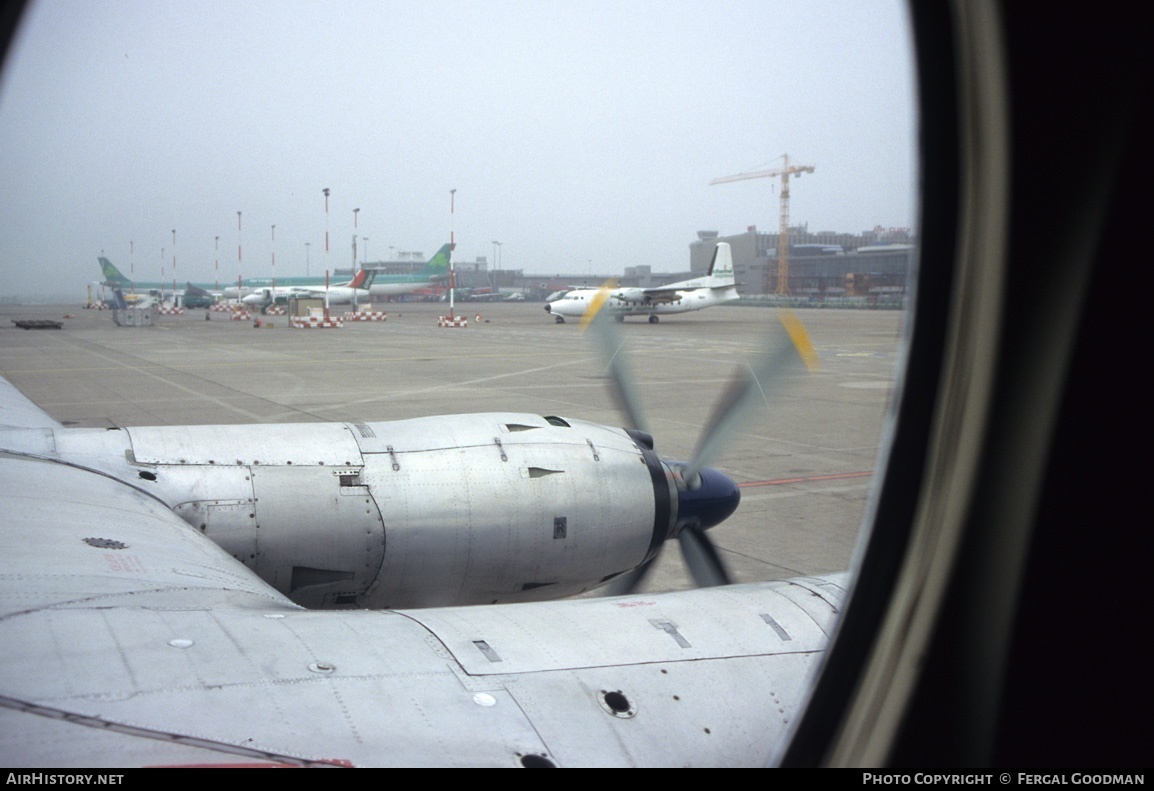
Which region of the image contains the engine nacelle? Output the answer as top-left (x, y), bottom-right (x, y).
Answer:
top-left (612, 287), bottom-right (648, 302)
top-left (47, 414), bottom-right (676, 609)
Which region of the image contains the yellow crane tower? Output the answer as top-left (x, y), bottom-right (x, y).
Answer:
top-left (711, 154), bottom-right (815, 294)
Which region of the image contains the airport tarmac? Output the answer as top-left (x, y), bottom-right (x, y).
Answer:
top-left (0, 300), bottom-right (905, 596)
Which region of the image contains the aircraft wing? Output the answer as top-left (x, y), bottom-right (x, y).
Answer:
top-left (617, 286), bottom-right (687, 304)
top-left (617, 282), bottom-right (740, 305)
top-left (0, 439), bottom-right (841, 766)
top-left (0, 376), bottom-right (61, 429)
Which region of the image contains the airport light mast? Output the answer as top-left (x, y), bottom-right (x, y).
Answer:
top-left (491, 240), bottom-right (501, 293)
top-left (323, 188), bottom-right (331, 321)
top-left (449, 189), bottom-right (456, 320)
top-left (711, 154), bottom-right (815, 295)
top-left (171, 229), bottom-right (177, 298)
top-left (352, 208), bottom-right (360, 278)
top-left (237, 211), bottom-right (243, 296)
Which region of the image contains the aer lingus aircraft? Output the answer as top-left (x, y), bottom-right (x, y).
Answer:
top-left (98, 256), bottom-right (332, 302)
top-left (99, 243), bottom-right (450, 303)
top-left (231, 239), bottom-right (452, 300)
top-left (97, 256), bottom-right (186, 295)
top-left (220, 243), bottom-right (451, 300)
top-left (367, 241), bottom-right (452, 297)
top-left (545, 242), bottom-right (740, 324)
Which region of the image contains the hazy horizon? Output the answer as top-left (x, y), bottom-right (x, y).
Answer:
top-left (0, 1), bottom-right (916, 302)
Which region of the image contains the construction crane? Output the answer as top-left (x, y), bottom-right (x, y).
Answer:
top-left (711, 154), bottom-right (815, 294)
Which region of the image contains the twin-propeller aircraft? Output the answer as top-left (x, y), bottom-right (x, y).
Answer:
top-left (546, 242), bottom-right (741, 323)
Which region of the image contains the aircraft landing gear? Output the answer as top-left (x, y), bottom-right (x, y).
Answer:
top-left (648, 315), bottom-right (659, 324)
top-left (554, 315), bottom-right (566, 324)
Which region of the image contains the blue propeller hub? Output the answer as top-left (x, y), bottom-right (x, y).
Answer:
top-left (670, 463), bottom-right (741, 532)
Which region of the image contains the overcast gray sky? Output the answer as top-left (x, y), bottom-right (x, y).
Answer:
top-left (0, 0), bottom-right (915, 300)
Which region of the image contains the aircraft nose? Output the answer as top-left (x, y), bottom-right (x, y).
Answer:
top-left (544, 303), bottom-right (552, 314)
top-left (674, 465), bottom-right (741, 531)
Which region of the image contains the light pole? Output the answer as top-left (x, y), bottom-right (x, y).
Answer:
top-left (323, 188), bottom-right (331, 319)
top-left (352, 208), bottom-right (360, 271)
top-left (449, 189), bottom-right (457, 319)
top-left (305, 242), bottom-right (311, 277)
top-left (237, 211), bottom-right (243, 296)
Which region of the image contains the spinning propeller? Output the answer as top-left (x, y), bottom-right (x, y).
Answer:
top-left (580, 286), bottom-right (818, 594)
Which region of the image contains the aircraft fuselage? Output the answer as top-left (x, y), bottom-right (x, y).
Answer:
top-left (546, 286), bottom-right (739, 322)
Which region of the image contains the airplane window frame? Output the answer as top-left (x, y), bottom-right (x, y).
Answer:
top-left (783, 0), bottom-right (1146, 768)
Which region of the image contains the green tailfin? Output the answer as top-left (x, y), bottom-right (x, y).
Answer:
top-left (418, 244), bottom-right (452, 279)
top-left (99, 257), bottom-right (131, 285)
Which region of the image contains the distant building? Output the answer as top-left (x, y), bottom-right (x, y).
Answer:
top-left (690, 226), bottom-right (913, 298)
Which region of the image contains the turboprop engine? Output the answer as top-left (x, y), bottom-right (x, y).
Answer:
top-left (35, 413), bottom-right (739, 609)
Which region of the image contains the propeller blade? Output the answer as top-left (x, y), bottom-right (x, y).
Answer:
top-left (580, 283), bottom-right (649, 434)
top-left (678, 525), bottom-right (731, 587)
top-left (600, 555), bottom-right (659, 596)
top-left (577, 277), bottom-right (617, 330)
top-left (683, 310), bottom-right (817, 481)
top-left (584, 307), bottom-right (812, 596)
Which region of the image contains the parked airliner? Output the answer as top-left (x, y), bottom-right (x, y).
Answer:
top-left (545, 242), bottom-right (740, 324)
top-left (240, 268), bottom-right (376, 309)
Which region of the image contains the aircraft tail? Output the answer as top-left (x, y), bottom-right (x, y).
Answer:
top-left (99, 257), bottom-right (131, 286)
top-left (417, 244), bottom-right (452, 281)
top-left (349, 268), bottom-right (377, 290)
top-left (706, 243), bottom-right (735, 283)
